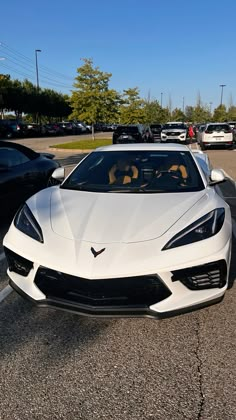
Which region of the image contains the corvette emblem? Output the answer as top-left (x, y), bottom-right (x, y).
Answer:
top-left (91, 247), bottom-right (106, 258)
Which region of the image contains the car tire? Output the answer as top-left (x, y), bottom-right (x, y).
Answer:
top-left (201, 143), bottom-right (206, 151)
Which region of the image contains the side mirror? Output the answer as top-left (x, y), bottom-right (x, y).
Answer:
top-left (209, 169), bottom-right (225, 185)
top-left (49, 168), bottom-right (65, 185)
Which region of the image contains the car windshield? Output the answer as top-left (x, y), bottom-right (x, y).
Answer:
top-left (61, 150), bottom-right (205, 193)
top-left (163, 124), bottom-right (187, 130)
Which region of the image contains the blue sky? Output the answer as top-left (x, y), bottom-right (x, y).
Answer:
top-left (1, 0), bottom-right (236, 112)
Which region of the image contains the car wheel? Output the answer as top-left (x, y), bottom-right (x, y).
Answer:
top-left (6, 132), bottom-right (13, 139)
top-left (201, 143), bottom-right (206, 151)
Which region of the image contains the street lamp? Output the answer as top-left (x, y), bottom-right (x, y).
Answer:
top-left (209, 102), bottom-right (212, 115)
top-left (35, 50), bottom-right (41, 124)
top-left (219, 84), bottom-right (226, 106)
top-left (35, 49), bottom-right (41, 91)
top-left (160, 92), bottom-right (163, 107)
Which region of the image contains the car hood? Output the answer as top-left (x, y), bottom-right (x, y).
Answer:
top-left (49, 188), bottom-right (206, 244)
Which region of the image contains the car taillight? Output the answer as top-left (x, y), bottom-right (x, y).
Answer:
top-left (16, 125), bottom-right (21, 130)
top-left (204, 130), bottom-right (212, 134)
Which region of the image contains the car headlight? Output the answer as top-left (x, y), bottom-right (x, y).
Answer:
top-left (162, 208), bottom-right (225, 250)
top-left (14, 204), bottom-right (44, 243)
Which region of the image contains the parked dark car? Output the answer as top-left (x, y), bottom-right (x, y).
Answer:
top-left (150, 124), bottom-right (162, 142)
top-left (0, 142), bottom-right (60, 215)
top-left (57, 122), bottom-right (78, 135)
top-left (0, 120), bottom-right (28, 139)
top-left (26, 123), bottom-right (42, 137)
top-left (42, 123), bottom-right (64, 136)
top-left (113, 125), bottom-right (154, 144)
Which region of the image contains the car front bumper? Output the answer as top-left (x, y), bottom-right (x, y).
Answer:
top-left (5, 238), bottom-right (231, 318)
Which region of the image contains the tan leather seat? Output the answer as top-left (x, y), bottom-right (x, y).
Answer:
top-left (169, 164), bottom-right (188, 179)
top-left (109, 163), bottom-right (138, 184)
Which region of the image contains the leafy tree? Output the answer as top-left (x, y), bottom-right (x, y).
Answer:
top-left (212, 105), bottom-right (227, 122)
top-left (227, 106), bottom-right (236, 121)
top-left (192, 105), bottom-right (211, 123)
top-left (119, 87), bottom-right (145, 124)
top-left (70, 58), bottom-right (120, 128)
top-left (143, 100), bottom-right (170, 124)
top-left (171, 108), bottom-right (185, 121)
top-left (185, 106), bottom-right (194, 122)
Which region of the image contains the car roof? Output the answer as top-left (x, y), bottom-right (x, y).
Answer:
top-left (95, 143), bottom-right (190, 152)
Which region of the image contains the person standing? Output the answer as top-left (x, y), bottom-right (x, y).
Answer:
top-left (188, 125), bottom-right (194, 144)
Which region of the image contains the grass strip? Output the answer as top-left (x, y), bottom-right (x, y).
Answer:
top-left (51, 138), bottom-right (112, 149)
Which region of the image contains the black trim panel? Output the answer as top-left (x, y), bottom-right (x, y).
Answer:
top-left (9, 279), bottom-right (225, 319)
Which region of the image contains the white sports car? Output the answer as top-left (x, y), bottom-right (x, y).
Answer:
top-left (3, 144), bottom-right (232, 318)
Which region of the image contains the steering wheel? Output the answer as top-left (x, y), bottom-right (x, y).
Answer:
top-left (156, 170), bottom-right (183, 180)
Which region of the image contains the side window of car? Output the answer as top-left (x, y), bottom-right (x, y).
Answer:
top-left (0, 148), bottom-right (30, 168)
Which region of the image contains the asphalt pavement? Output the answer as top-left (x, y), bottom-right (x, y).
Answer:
top-left (0, 139), bottom-right (236, 420)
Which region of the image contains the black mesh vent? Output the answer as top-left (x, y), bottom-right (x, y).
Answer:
top-left (4, 247), bottom-right (33, 277)
top-left (35, 267), bottom-right (171, 308)
top-left (171, 260), bottom-right (227, 290)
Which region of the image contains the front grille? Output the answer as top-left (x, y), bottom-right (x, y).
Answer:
top-left (34, 267), bottom-right (171, 308)
top-left (4, 247), bottom-right (33, 277)
top-left (166, 131), bottom-right (181, 136)
top-left (171, 260), bottom-right (227, 290)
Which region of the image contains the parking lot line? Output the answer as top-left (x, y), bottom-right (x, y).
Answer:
top-left (0, 285), bottom-right (12, 303)
top-left (0, 252), bottom-right (5, 262)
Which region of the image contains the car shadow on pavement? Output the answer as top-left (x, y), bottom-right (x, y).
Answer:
top-left (0, 292), bottom-right (114, 363)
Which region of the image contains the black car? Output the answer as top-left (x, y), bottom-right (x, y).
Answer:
top-left (0, 119), bottom-right (28, 139)
top-left (150, 124), bottom-right (162, 142)
top-left (0, 142), bottom-right (60, 215)
top-left (112, 124), bottom-right (153, 144)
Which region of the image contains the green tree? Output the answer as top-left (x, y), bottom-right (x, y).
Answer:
top-left (192, 105), bottom-right (211, 123)
top-left (227, 106), bottom-right (236, 121)
top-left (185, 106), bottom-right (194, 122)
top-left (212, 105), bottom-right (227, 122)
top-left (143, 100), bottom-right (169, 123)
top-left (70, 58), bottom-right (120, 133)
top-left (119, 87), bottom-right (145, 124)
top-left (171, 108), bottom-right (185, 121)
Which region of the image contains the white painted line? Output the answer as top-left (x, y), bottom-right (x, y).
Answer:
top-left (232, 219), bottom-right (236, 239)
top-left (0, 252), bottom-right (5, 262)
top-left (0, 285), bottom-right (13, 303)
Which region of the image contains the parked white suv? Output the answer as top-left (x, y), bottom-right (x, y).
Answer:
top-left (161, 122), bottom-right (188, 143)
top-left (199, 123), bottom-right (233, 150)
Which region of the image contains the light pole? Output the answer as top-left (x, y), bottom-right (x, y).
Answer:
top-left (182, 96), bottom-right (185, 114)
top-left (160, 92), bottom-right (163, 107)
top-left (35, 49), bottom-right (41, 124)
top-left (0, 58), bottom-right (6, 119)
top-left (35, 49), bottom-right (41, 91)
top-left (219, 84), bottom-right (226, 106)
top-left (209, 102), bottom-right (212, 115)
